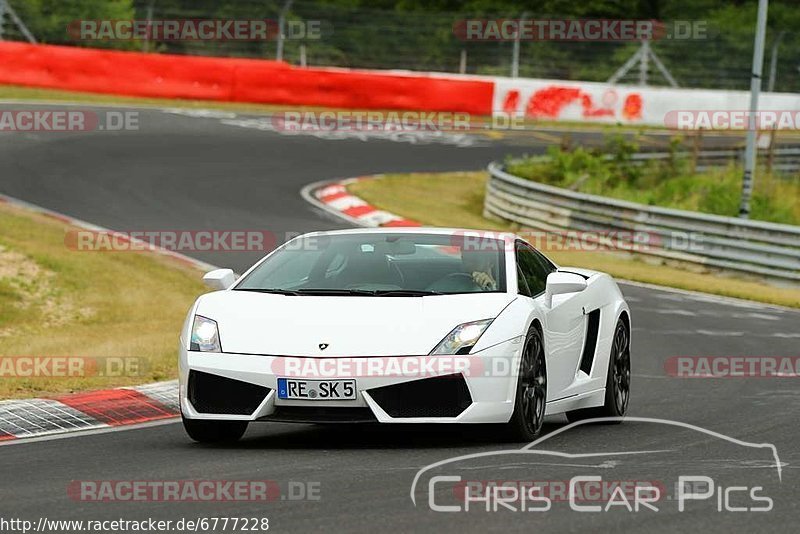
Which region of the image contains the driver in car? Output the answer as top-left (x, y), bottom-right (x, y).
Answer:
top-left (461, 249), bottom-right (498, 291)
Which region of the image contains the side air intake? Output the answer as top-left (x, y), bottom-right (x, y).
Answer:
top-left (579, 309), bottom-right (601, 375)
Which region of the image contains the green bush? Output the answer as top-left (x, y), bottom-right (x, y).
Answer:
top-left (506, 138), bottom-right (800, 226)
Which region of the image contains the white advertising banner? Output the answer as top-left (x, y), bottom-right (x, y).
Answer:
top-left (492, 77), bottom-right (800, 129)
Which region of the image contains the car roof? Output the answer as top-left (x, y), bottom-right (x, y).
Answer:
top-left (300, 227), bottom-right (524, 245)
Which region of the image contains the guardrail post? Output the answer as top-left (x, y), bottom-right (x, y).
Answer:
top-left (560, 134), bottom-right (572, 152)
top-left (691, 128), bottom-right (703, 174)
top-left (767, 125), bottom-right (777, 175)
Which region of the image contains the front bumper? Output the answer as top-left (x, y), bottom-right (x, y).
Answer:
top-left (179, 337), bottom-right (523, 424)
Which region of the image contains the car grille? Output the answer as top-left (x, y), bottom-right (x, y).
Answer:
top-left (367, 374), bottom-right (472, 418)
top-left (188, 370), bottom-right (270, 415)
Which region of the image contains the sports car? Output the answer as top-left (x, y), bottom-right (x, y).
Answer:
top-left (179, 227), bottom-right (631, 442)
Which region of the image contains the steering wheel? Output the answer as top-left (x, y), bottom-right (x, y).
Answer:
top-left (427, 272), bottom-right (481, 292)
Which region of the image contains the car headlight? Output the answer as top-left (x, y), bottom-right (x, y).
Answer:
top-left (430, 319), bottom-right (493, 355)
top-left (190, 315), bottom-right (221, 352)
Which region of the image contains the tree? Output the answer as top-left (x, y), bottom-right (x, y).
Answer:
top-left (11, 0), bottom-right (136, 49)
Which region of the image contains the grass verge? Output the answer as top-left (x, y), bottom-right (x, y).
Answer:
top-left (0, 200), bottom-right (206, 399)
top-left (348, 171), bottom-right (800, 309)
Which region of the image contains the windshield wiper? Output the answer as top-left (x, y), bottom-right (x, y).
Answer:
top-left (294, 288), bottom-right (377, 296)
top-left (235, 288), bottom-right (444, 297)
top-left (234, 288), bottom-right (301, 295)
top-left (371, 289), bottom-right (444, 296)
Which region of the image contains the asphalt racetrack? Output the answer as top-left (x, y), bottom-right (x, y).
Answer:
top-left (1, 104), bottom-right (798, 532)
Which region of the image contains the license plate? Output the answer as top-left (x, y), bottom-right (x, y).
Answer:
top-left (277, 378), bottom-right (357, 400)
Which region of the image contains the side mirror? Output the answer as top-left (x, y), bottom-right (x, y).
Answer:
top-left (203, 268), bottom-right (236, 290)
top-left (545, 272), bottom-right (587, 307)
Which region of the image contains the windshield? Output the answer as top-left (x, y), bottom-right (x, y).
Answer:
top-left (235, 233), bottom-right (507, 295)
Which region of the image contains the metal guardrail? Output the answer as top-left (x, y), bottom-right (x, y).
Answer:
top-left (484, 162), bottom-right (800, 283)
top-left (626, 145), bottom-right (800, 174)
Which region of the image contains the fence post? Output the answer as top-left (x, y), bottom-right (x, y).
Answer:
top-left (0, 0), bottom-right (6, 41)
top-left (0, 0), bottom-right (36, 43)
top-left (511, 12), bottom-right (527, 78)
top-left (738, 0), bottom-right (769, 219)
top-left (691, 128), bottom-right (702, 173)
top-left (142, 0), bottom-right (154, 52)
top-left (459, 49), bottom-right (467, 74)
top-left (560, 134), bottom-right (572, 152)
top-left (276, 0), bottom-right (294, 61)
top-left (767, 124), bottom-right (777, 175)
top-left (639, 40), bottom-right (650, 86)
top-left (767, 31), bottom-right (785, 93)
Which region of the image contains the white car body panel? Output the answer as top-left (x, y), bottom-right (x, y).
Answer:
top-left (196, 290), bottom-right (516, 357)
top-left (179, 227), bottom-right (631, 425)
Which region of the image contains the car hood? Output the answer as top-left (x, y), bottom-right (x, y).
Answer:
top-left (195, 291), bottom-right (516, 356)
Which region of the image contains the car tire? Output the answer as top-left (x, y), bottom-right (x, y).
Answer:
top-left (505, 324), bottom-right (547, 441)
top-left (182, 415), bottom-right (248, 443)
top-left (566, 317), bottom-right (630, 424)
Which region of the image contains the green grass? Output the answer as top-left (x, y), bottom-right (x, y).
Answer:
top-left (0, 201), bottom-right (207, 399)
top-left (348, 171), bottom-right (800, 309)
top-left (506, 144), bottom-right (800, 226)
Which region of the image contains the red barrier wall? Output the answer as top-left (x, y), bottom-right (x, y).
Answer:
top-left (0, 42), bottom-right (493, 115)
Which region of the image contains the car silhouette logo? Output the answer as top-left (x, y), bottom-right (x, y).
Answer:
top-left (319, 343), bottom-right (329, 350)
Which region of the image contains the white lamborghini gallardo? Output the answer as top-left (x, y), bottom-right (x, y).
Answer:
top-left (179, 228), bottom-right (631, 442)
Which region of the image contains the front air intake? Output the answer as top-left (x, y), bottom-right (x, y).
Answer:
top-left (259, 406), bottom-right (377, 423)
top-left (367, 374), bottom-right (472, 418)
top-left (188, 370), bottom-right (270, 415)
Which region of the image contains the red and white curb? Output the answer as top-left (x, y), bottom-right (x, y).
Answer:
top-left (0, 193), bottom-right (216, 440)
top-left (301, 176), bottom-right (420, 228)
top-left (0, 381), bottom-right (179, 441)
